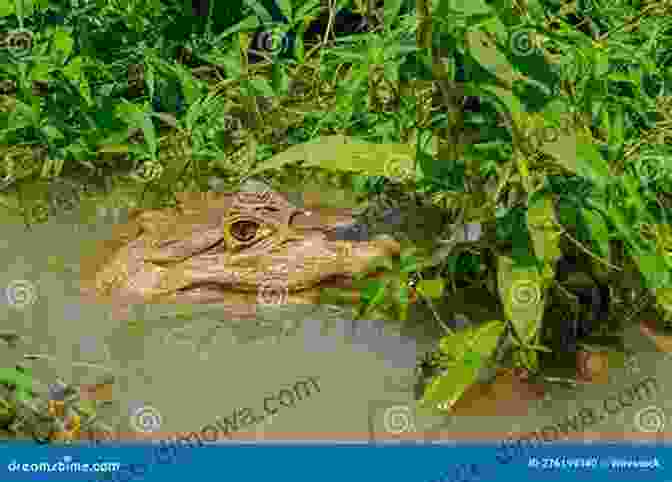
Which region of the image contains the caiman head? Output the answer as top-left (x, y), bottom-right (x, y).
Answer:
top-left (80, 189), bottom-right (401, 318)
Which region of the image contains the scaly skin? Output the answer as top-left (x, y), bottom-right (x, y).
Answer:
top-left (80, 190), bottom-right (400, 319)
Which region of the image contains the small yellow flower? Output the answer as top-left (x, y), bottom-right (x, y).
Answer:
top-left (55, 414), bottom-right (81, 442)
top-left (48, 400), bottom-right (65, 418)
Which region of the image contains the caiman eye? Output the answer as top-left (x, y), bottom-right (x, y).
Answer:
top-left (230, 219), bottom-right (259, 242)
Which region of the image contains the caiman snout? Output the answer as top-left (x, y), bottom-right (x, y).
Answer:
top-left (81, 189), bottom-right (403, 311)
top-left (329, 237), bottom-right (401, 276)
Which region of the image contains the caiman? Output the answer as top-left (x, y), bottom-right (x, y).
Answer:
top-left (80, 189), bottom-right (401, 319)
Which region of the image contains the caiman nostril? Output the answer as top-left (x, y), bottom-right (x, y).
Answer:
top-left (326, 223), bottom-right (370, 242)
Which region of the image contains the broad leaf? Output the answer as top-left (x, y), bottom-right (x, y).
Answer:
top-left (51, 27), bottom-right (74, 62)
top-left (420, 361), bottom-right (481, 412)
top-left (114, 101), bottom-right (157, 161)
top-left (497, 255), bottom-right (544, 343)
top-left (527, 193), bottom-right (562, 287)
top-left (421, 319), bottom-right (506, 412)
top-left (275, 0), bottom-right (292, 21)
top-left (0, 367), bottom-right (35, 401)
top-left (438, 319), bottom-right (506, 362)
top-left (247, 135), bottom-right (416, 178)
top-left (243, 0), bottom-right (273, 24)
top-left (416, 278), bottom-right (444, 299)
top-left (581, 207), bottom-right (610, 260)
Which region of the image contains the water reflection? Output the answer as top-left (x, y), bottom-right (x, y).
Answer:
top-left (153, 304), bottom-right (419, 370)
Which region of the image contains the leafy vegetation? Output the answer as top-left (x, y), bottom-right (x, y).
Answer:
top-left (1, 0), bottom-right (671, 428)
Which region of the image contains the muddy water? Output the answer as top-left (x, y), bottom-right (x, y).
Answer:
top-left (1, 204), bottom-right (671, 445)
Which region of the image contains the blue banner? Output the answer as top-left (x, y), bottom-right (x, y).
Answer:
top-left (1, 442), bottom-right (669, 482)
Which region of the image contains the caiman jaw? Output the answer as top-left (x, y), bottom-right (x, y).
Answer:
top-left (82, 189), bottom-right (403, 313)
top-left (329, 237), bottom-right (401, 277)
top-left (152, 234), bottom-right (401, 299)
top-left (164, 237), bottom-right (401, 307)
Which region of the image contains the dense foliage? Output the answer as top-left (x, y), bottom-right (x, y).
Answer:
top-left (1, 0), bottom-right (671, 423)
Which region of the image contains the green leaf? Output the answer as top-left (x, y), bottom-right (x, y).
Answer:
top-left (360, 279), bottom-right (391, 318)
top-left (416, 278), bottom-right (444, 299)
top-left (8, 98), bottom-right (39, 129)
top-left (397, 282), bottom-right (409, 307)
top-left (30, 63), bottom-right (51, 83)
top-left (243, 0), bottom-right (273, 24)
top-left (421, 320), bottom-right (505, 412)
top-left (383, 0), bottom-right (403, 29)
top-left (271, 62), bottom-right (289, 94)
top-left (497, 255), bottom-right (544, 343)
top-left (0, 0), bottom-right (14, 17)
top-left (0, 367), bottom-right (34, 398)
top-left (144, 59), bottom-right (155, 102)
top-left (420, 362), bottom-right (480, 412)
top-left (593, 49), bottom-right (609, 78)
top-left (633, 251), bottom-right (671, 290)
top-left (211, 49), bottom-right (242, 79)
top-left (41, 124), bottom-right (64, 141)
top-left (62, 56), bottom-right (93, 107)
top-left (246, 78), bottom-right (275, 97)
top-left (527, 193), bottom-right (562, 272)
top-left (294, 25), bottom-right (306, 62)
top-left (463, 349), bottom-right (484, 369)
top-left (608, 104), bottom-right (625, 158)
top-left (51, 27), bottom-right (74, 62)
top-left (466, 27), bottom-right (516, 87)
top-left (439, 319), bottom-right (507, 361)
top-left (294, 0), bottom-right (320, 20)
top-left (275, 0), bottom-right (292, 22)
top-left (115, 101), bottom-right (157, 161)
top-left (14, 0), bottom-right (23, 21)
top-left (581, 207), bottom-right (610, 259)
top-left (360, 279), bottom-right (386, 305)
top-left (438, 0), bottom-right (492, 16)
top-left (214, 15), bottom-right (261, 43)
top-left (247, 135), bottom-right (416, 178)
top-left (574, 129), bottom-right (609, 189)
top-left (400, 252), bottom-right (418, 272)
top-left (174, 63), bottom-right (202, 107)
top-left (326, 47), bottom-right (368, 64)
